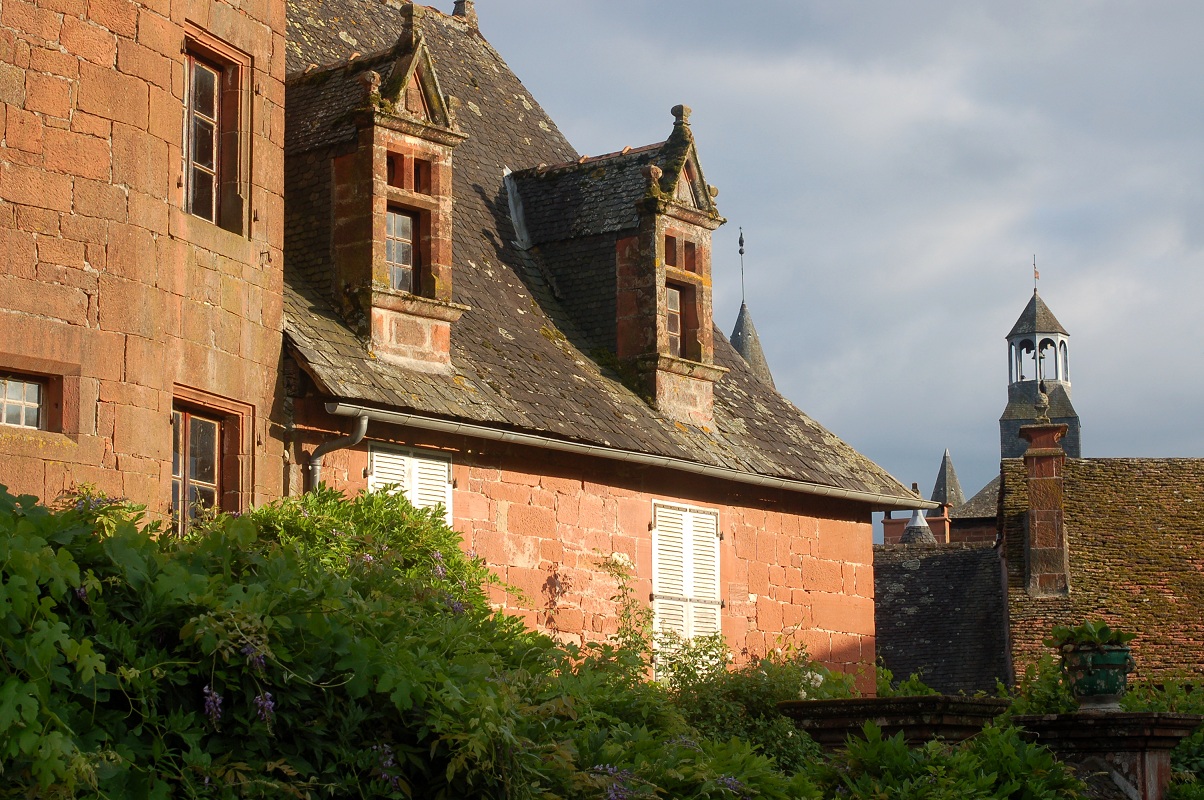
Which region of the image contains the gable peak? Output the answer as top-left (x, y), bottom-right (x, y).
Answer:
top-left (377, 27), bottom-right (456, 130)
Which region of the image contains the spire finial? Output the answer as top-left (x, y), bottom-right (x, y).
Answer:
top-left (1033, 254), bottom-right (1039, 293)
top-left (738, 227), bottom-right (745, 304)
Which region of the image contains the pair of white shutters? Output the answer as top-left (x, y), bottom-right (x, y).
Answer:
top-left (367, 446), bottom-right (453, 526)
top-left (652, 503), bottom-right (721, 639)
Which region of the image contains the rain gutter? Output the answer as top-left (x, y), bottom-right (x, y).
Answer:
top-left (325, 402), bottom-right (935, 511)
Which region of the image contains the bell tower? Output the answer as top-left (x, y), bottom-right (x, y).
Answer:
top-left (1000, 290), bottom-right (1081, 458)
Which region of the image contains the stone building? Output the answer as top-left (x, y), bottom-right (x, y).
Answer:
top-left (1, 0), bottom-right (927, 679)
top-left (0, 0), bottom-right (288, 522)
top-left (876, 290), bottom-right (1204, 689)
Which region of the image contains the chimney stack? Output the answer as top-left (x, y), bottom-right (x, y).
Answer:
top-left (453, 0), bottom-right (478, 26)
top-left (1018, 421), bottom-right (1070, 596)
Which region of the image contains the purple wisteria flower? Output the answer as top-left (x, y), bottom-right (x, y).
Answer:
top-left (75, 586), bottom-right (88, 602)
top-left (202, 685), bottom-right (223, 728)
top-left (371, 743), bottom-right (402, 790)
top-left (241, 643), bottom-right (266, 673)
top-left (717, 775), bottom-right (750, 798)
top-left (591, 765), bottom-right (637, 800)
top-left (432, 550), bottom-right (447, 579)
top-left (254, 692), bottom-right (275, 729)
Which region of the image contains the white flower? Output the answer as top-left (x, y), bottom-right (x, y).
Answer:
top-left (607, 552), bottom-right (635, 571)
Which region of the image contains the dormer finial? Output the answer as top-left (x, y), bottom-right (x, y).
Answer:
top-left (671, 104), bottom-right (691, 126)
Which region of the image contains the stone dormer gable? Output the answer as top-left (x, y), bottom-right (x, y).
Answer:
top-left (376, 22), bottom-right (457, 133)
top-left (645, 105), bottom-right (719, 219)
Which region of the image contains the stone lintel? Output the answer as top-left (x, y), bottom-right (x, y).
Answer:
top-left (369, 289), bottom-right (468, 322)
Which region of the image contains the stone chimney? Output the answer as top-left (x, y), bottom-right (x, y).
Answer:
top-left (453, 0), bottom-right (477, 26)
top-left (1018, 418), bottom-right (1070, 596)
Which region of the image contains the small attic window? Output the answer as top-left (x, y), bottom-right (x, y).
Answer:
top-left (386, 208), bottom-right (419, 293)
top-left (387, 153), bottom-right (403, 189)
top-left (684, 241), bottom-right (696, 272)
top-left (665, 235), bottom-right (678, 268)
top-left (666, 285), bottom-right (682, 357)
top-left (414, 158), bottom-right (431, 195)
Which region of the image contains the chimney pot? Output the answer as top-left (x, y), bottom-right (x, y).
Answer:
top-left (453, 0), bottom-right (478, 26)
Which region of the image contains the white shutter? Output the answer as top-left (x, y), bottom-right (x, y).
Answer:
top-left (369, 447), bottom-right (409, 493)
top-left (412, 454), bottom-right (452, 525)
top-left (368, 446), bottom-right (452, 526)
top-left (652, 504), bottom-right (687, 599)
top-left (652, 503), bottom-right (721, 641)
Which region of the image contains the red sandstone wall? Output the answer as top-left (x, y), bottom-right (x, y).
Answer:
top-left (294, 415), bottom-right (877, 682)
top-left (0, 0), bottom-right (286, 510)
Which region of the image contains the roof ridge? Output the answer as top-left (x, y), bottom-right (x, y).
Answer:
top-left (518, 142), bottom-right (665, 176)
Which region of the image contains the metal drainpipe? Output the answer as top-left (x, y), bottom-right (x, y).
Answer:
top-left (306, 414), bottom-right (369, 492)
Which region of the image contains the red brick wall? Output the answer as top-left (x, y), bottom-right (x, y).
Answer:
top-left (294, 412), bottom-right (877, 683)
top-left (0, 0), bottom-right (286, 510)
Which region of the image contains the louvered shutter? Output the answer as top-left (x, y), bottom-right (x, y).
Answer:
top-left (688, 510), bottom-right (721, 638)
top-left (652, 504), bottom-right (688, 638)
top-left (369, 447), bottom-right (452, 526)
top-left (412, 454), bottom-right (452, 525)
top-left (368, 447), bottom-right (409, 493)
top-left (652, 503), bottom-right (721, 640)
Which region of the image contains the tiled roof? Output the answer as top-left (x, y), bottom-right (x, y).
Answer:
top-left (1001, 457), bottom-right (1204, 679)
top-left (1007, 290), bottom-right (1068, 338)
top-left (282, 0), bottom-right (917, 503)
top-left (874, 543), bottom-right (1010, 694)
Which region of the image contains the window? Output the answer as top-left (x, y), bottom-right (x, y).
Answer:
top-left (652, 503), bottom-right (721, 641)
top-left (666, 285), bottom-right (682, 358)
top-left (664, 234), bottom-right (678, 268)
top-left (185, 54), bottom-right (221, 222)
top-left (385, 209), bottom-right (419, 293)
top-left (683, 241), bottom-right (696, 272)
top-left (172, 409), bottom-right (221, 533)
top-left (368, 445), bottom-right (452, 524)
top-left (183, 26), bottom-right (250, 232)
top-left (1, 375), bottom-right (44, 429)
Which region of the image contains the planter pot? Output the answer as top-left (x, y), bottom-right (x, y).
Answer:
top-left (1061, 645), bottom-right (1135, 710)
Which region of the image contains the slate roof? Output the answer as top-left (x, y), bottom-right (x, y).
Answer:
top-left (874, 543), bottom-right (1010, 694)
top-left (1000, 381), bottom-right (1077, 421)
top-left (282, 0), bottom-right (918, 505)
top-left (951, 475), bottom-right (1000, 520)
top-left (1001, 457), bottom-right (1204, 679)
top-left (507, 145), bottom-right (664, 244)
top-left (1007, 290), bottom-right (1068, 338)
top-left (730, 302), bottom-right (775, 388)
top-left (928, 449), bottom-right (965, 508)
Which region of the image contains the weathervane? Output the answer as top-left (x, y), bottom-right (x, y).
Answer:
top-left (739, 228), bottom-right (746, 304)
top-left (1033, 254), bottom-right (1040, 292)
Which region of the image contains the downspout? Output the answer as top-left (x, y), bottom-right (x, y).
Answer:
top-left (306, 414), bottom-right (369, 492)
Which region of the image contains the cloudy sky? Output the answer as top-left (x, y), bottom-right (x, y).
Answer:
top-left (470, 1), bottom-right (1204, 504)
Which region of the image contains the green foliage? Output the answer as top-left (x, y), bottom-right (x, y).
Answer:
top-left (876, 665), bottom-right (940, 698)
top-left (1, 484), bottom-right (1099, 799)
top-left (1043, 620), bottom-right (1136, 651)
top-left (1002, 654), bottom-right (1077, 716)
top-left (804, 723), bottom-right (1085, 800)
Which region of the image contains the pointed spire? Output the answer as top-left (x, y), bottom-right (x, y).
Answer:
top-left (900, 508), bottom-right (937, 544)
top-left (929, 449), bottom-right (966, 510)
top-left (1007, 289), bottom-right (1068, 338)
top-left (730, 302), bottom-right (775, 387)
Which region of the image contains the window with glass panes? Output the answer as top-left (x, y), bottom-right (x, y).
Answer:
top-left (666, 285), bottom-right (682, 358)
top-left (186, 55), bottom-right (221, 222)
top-left (172, 410), bottom-right (221, 533)
top-left (386, 209), bottom-right (418, 293)
top-left (1, 375), bottom-right (43, 429)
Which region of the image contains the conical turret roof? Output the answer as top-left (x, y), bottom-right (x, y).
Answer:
top-left (900, 508), bottom-right (937, 544)
top-left (929, 449), bottom-right (966, 509)
top-left (730, 302), bottom-right (775, 387)
top-left (1007, 290), bottom-right (1068, 338)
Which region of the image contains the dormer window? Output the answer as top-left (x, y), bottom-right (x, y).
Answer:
top-left (666, 285), bottom-right (682, 358)
top-left (386, 208), bottom-right (419, 293)
top-left (683, 241), bottom-right (696, 272)
top-left (665, 235), bottom-right (678, 268)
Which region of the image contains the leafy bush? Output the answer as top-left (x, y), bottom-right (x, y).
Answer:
top-left (1044, 620), bottom-right (1136, 651)
top-left (803, 722), bottom-right (1084, 800)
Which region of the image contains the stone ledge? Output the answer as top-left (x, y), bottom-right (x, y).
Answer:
top-left (369, 289), bottom-right (468, 322)
top-left (778, 695), bottom-right (1010, 749)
